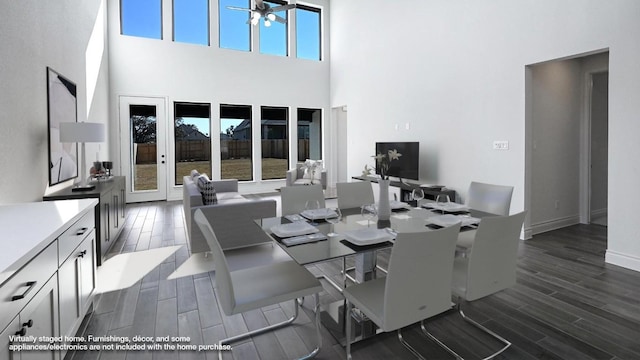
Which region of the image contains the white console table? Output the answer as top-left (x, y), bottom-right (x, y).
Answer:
top-left (0, 199), bottom-right (98, 360)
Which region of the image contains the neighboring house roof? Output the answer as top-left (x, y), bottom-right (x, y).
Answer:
top-left (177, 124), bottom-right (208, 140)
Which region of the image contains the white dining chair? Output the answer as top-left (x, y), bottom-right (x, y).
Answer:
top-left (466, 181), bottom-right (514, 216)
top-left (336, 181), bottom-right (375, 210)
top-left (193, 209), bottom-right (323, 359)
top-left (280, 184), bottom-right (326, 216)
top-left (450, 211), bottom-right (526, 359)
top-left (343, 225), bottom-right (462, 360)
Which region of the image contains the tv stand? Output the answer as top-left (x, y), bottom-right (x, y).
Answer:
top-left (352, 176), bottom-right (456, 203)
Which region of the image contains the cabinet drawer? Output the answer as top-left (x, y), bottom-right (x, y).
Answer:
top-left (58, 209), bottom-right (95, 266)
top-left (0, 242), bottom-right (57, 332)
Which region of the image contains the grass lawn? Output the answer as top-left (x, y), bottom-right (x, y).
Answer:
top-left (133, 158), bottom-right (288, 191)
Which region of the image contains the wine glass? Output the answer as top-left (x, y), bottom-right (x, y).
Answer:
top-left (361, 204), bottom-right (377, 227)
top-left (305, 200), bottom-right (320, 225)
top-left (325, 208), bottom-right (342, 236)
top-left (411, 188), bottom-right (425, 208)
top-left (435, 194), bottom-right (450, 214)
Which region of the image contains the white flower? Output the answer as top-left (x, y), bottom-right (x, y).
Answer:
top-left (368, 149), bottom-right (402, 180)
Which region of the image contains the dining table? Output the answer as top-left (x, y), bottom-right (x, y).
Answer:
top-left (254, 201), bottom-right (498, 343)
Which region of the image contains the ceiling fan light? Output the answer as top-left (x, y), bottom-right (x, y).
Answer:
top-left (250, 17), bottom-right (259, 25)
top-left (252, 12), bottom-right (261, 19)
top-left (267, 13), bottom-right (276, 21)
top-left (264, 19), bottom-right (271, 27)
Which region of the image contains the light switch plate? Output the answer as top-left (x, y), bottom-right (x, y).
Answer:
top-left (493, 140), bottom-right (509, 150)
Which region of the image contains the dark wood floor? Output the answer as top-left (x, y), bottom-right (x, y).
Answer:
top-left (71, 201), bottom-right (640, 360)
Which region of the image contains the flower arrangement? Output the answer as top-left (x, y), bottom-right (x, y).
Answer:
top-left (362, 149), bottom-right (402, 180)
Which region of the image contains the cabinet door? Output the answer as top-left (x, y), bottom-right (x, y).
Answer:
top-left (78, 234), bottom-right (96, 311)
top-left (57, 254), bottom-right (80, 338)
top-left (19, 275), bottom-right (59, 360)
top-left (99, 193), bottom-right (111, 258)
top-left (0, 316), bottom-right (20, 360)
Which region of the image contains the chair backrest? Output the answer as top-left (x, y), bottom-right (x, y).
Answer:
top-left (467, 181), bottom-right (514, 216)
top-left (382, 224), bottom-right (460, 331)
top-left (464, 211), bottom-right (526, 301)
top-left (336, 181), bottom-right (375, 209)
top-left (280, 184), bottom-right (326, 216)
top-left (193, 209), bottom-right (235, 315)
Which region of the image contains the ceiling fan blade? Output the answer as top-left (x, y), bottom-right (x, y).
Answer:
top-left (255, 0), bottom-right (265, 10)
top-left (227, 6), bottom-right (252, 11)
top-left (270, 4), bottom-right (296, 12)
top-left (273, 14), bottom-right (287, 24)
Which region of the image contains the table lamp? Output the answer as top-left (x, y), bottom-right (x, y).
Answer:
top-left (60, 122), bottom-right (106, 191)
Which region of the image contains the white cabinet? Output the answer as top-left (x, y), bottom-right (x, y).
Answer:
top-left (0, 275), bottom-right (60, 360)
top-left (58, 230), bottom-right (96, 340)
top-left (0, 200), bottom-right (97, 360)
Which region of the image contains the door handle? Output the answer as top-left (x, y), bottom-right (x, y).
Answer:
top-left (12, 281), bottom-right (37, 301)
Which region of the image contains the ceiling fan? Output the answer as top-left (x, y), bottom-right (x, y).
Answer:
top-left (227, 0), bottom-right (296, 27)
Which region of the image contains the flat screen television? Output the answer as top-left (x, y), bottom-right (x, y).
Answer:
top-left (375, 142), bottom-right (420, 180)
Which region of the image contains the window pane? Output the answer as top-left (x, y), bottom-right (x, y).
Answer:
top-left (121, 0), bottom-right (162, 39)
top-left (174, 0), bottom-right (209, 45)
top-left (175, 103), bottom-right (211, 186)
top-left (130, 105), bottom-right (158, 191)
top-left (297, 108), bottom-right (322, 161)
top-left (296, 6), bottom-right (320, 60)
top-left (261, 106), bottom-right (288, 180)
top-left (260, 1), bottom-right (287, 56)
top-left (219, 0), bottom-right (251, 51)
top-left (221, 104), bottom-right (253, 181)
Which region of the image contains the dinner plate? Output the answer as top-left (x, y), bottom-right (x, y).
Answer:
top-left (342, 228), bottom-right (394, 246)
top-left (388, 200), bottom-right (410, 210)
top-left (428, 214), bottom-right (480, 227)
top-left (422, 202), bottom-right (469, 212)
top-left (300, 208), bottom-right (338, 220)
top-left (270, 222), bottom-right (319, 238)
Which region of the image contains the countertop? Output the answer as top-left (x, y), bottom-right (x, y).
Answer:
top-left (0, 199), bottom-right (98, 285)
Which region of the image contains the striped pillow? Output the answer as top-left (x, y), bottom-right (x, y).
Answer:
top-left (196, 174), bottom-right (217, 205)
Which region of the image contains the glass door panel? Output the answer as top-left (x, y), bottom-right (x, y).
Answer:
top-left (120, 96), bottom-right (167, 203)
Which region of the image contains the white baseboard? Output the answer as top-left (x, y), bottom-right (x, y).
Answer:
top-left (606, 250), bottom-right (640, 272)
top-left (529, 215), bottom-right (580, 236)
top-left (591, 208), bottom-right (607, 217)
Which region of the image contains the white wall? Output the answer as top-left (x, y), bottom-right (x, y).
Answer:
top-left (330, 0), bottom-right (640, 272)
top-left (0, 0), bottom-right (110, 203)
top-left (106, 0), bottom-right (330, 199)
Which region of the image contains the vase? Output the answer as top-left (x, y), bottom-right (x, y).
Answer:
top-left (377, 179), bottom-right (392, 221)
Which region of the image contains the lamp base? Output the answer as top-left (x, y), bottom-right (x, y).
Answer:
top-left (71, 184), bottom-right (96, 192)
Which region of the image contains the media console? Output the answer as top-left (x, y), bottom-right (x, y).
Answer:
top-left (351, 176), bottom-right (457, 203)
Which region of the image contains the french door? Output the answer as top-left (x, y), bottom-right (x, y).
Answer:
top-left (120, 96), bottom-right (167, 202)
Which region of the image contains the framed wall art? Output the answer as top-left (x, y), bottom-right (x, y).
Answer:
top-left (47, 67), bottom-right (78, 185)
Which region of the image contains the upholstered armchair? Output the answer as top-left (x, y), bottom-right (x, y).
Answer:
top-left (285, 161), bottom-right (327, 189)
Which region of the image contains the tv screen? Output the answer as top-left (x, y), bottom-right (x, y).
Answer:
top-left (375, 142), bottom-right (420, 180)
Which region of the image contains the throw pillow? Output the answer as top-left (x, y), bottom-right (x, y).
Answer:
top-left (190, 169), bottom-right (200, 180)
top-left (197, 174), bottom-right (217, 205)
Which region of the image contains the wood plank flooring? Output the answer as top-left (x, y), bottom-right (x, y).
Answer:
top-left (70, 201), bottom-right (640, 360)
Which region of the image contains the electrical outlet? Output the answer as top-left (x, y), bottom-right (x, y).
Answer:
top-left (554, 200), bottom-right (560, 209)
top-left (493, 140), bottom-right (509, 150)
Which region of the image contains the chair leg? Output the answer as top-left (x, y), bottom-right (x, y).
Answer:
top-left (219, 297), bottom-right (322, 359)
top-left (299, 293), bottom-right (322, 360)
top-left (420, 321), bottom-right (463, 360)
top-left (345, 300), bottom-right (353, 360)
top-left (458, 305), bottom-right (511, 360)
top-left (397, 328), bottom-right (426, 360)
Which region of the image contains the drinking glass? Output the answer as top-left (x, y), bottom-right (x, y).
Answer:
top-left (325, 208), bottom-right (342, 236)
top-left (305, 200), bottom-right (321, 225)
top-left (435, 194), bottom-right (450, 213)
top-left (361, 204), bottom-right (377, 227)
top-left (411, 188), bottom-right (425, 207)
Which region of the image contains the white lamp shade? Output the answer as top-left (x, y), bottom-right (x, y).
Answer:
top-left (60, 122), bottom-right (105, 143)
